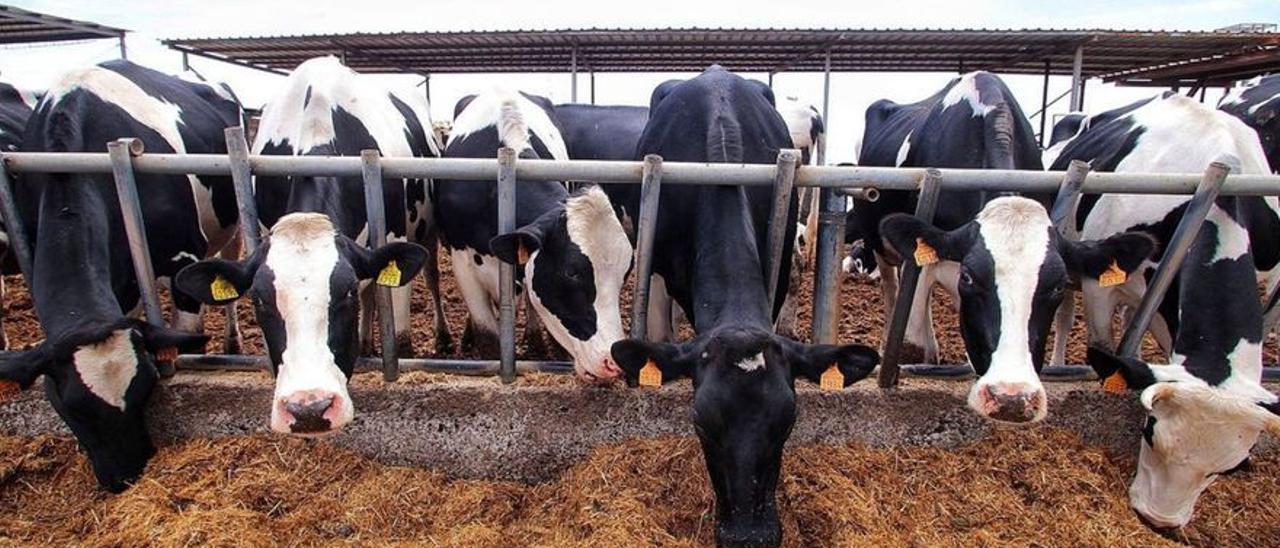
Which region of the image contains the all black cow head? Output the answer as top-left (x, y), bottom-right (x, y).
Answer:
top-left (490, 186), bottom-right (633, 383)
top-left (1088, 347), bottom-right (1280, 529)
top-left (612, 327), bottom-right (878, 546)
top-left (881, 197), bottom-right (1155, 423)
top-left (176, 213), bottom-right (425, 435)
top-left (0, 319), bottom-right (206, 492)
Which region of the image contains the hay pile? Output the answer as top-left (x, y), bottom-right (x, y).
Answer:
top-left (1, 428), bottom-right (1276, 546)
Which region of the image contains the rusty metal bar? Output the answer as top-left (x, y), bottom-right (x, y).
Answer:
top-left (361, 150), bottom-right (399, 382)
top-left (224, 126), bottom-right (261, 255)
top-left (108, 139), bottom-right (171, 376)
top-left (497, 147), bottom-right (517, 383)
top-left (765, 149), bottom-right (799, 310)
top-left (629, 154), bottom-right (664, 341)
top-left (879, 169), bottom-right (943, 388)
top-left (810, 187), bottom-right (846, 344)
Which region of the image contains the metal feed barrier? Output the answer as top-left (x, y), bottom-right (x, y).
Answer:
top-left (2, 125), bottom-right (1280, 384)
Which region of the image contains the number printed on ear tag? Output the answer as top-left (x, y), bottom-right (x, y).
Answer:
top-left (377, 260), bottom-right (402, 287)
top-left (820, 364), bottom-right (845, 391)
top-left (1098, 260), bottom-right (1127, 288)
top-left (639, 359), bottom-right (662, 387)
top-left (914, 238), bottom-right (939, 266)
top-left (210, 275), bottom-right (239, 301)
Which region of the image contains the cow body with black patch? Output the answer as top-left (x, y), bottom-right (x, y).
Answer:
top-left (0, 60), bottom-right (242, 491)
top-left (1220, 74), bottom-right (1280, 173)
top-left (608, 66), bottom-right (879, 548)
top-left (436, 90), bottom-right (632, 383)
top-left (855, 71), bottom-right (1048, 366)
top-left (176, 56), bottom-right (436, 436)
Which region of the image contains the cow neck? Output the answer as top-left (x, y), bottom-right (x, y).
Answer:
top-left (30, 174), bottom-right (130, 340)
top-left (689, 185), bottom-right (772, 333)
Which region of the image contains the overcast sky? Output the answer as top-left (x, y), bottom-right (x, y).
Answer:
top-left (0, 0), bottom-right (1275, 163)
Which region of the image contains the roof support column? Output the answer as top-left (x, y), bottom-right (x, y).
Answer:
top-left (1039, 60), bottom-right (1050, 148)
top-left (423, 74), bottom-right (431, 105)
top-left (118, 33), bottom-right (127, 60)
top-left (181, 51), bottom-right (190, 71)
top-left (590, 70), bottom-right (596, 104)
top-left (1069, 45), bottom-right (1084, 111)
top-left (570, 45), bottom-right (578, 103)
top-left (768, 71), bottom-right (774, 88)
top-left (819, 48), bottom-right (831, 166)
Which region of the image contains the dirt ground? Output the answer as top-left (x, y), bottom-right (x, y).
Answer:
top-left (5, 250), bottom-right (1278, 365)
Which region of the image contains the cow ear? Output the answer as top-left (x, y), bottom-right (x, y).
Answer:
top-left (1086, 346), bottom-right (1158, 392)
top-left (1062, 232), bottom-right (1156, 282)
top-left (490, 223), bottom-right (546, 266)
top-left (174, 256), bottom-right (258, 306)
top-left (878, 214), bottom-right (966, 264)
top-left (610, 339), bottom-right (696, 387)
top-left (1258, 401), bottom-right (1280, 435)
top-left (0, 346), bottom-right (51, 392)
top-left (136, 323), bottom-right (209, 355)
top-left (353, 242), bottom-right (428, 287)
top-left (778, 337), bottom-right (879, 388)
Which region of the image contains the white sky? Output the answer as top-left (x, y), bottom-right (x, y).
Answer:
top-left (0, 0), bottom-right (1275, 164)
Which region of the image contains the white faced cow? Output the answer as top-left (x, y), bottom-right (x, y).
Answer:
top-left (0, 60), bottom-right (242, 491)
top-left (435, 90), bottom-right (633, 383)
top-left (177, 56), bottom-right (436, 435)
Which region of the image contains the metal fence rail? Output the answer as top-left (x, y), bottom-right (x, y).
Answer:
top-left (3, 140), bottom-right (1280, 384)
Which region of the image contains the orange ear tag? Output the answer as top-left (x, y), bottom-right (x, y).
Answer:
top-left (1098, 260), bottom-right (1127, 288)
top-left (0, 379), bottom-right (20, 402)
top-left (155, 347), bottom-right (179, 364)
top-left (914, 238), bottom-right (939, 266)
top-left (820, 364), bottom-right (845, 391)
top-left (639, 359), bottom-right (662, 387)
top-left (517, 244), bottom-right (531, 265)
top-left (1102, 372), bottom-right (1129, 395)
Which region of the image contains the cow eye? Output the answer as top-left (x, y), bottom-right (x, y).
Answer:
top-left (959, 270), bottom-right (974, 286)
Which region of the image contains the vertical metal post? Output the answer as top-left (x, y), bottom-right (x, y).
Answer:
top-left (765, 149), bottom-right (799, 309)
top-left (224, 127), bottom-right (262, 255)
top-left (118, 34), bottom-right (127, 60)
top-left (590, 71), bottom-right (596, 105)
top-left (1069, 45), bottom-right (1084, 112)
top-left (1117, 159), bottom-right (1231, 357)
top-left (497, 148), bottom-right (518, 383)
top-left (1049, 160), bottom-right (1091, 232)
top-left (570, 46), bottom-right (578, 103)
top-left (878, 169), bottom-right (943, 388)
top-left (768, 72), bottom-right (774, 88)
top-left (0, 164), bottom-right (32, 286)
top-left (819, 48), bottom-right (832, 166)
top-left (1039, 60), bottom-right (1051, 148)
top-left (108, 139), bottom-right (167, 373)
top-left (424, 74), bottom-right (431, 106)
top-left (629, 155), bottom-right (664, 341)
top-left (361, 150), bottom-right (399, 382)
top-left (811, 187), bottom-right (847, 344)
top-left (181, 51), bottom-right (190, 72)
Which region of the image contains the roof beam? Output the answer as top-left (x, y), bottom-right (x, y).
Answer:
top-left (167, 44), bottom-right (288, 76)
top-left (0, 5), bottom-right (125, 40)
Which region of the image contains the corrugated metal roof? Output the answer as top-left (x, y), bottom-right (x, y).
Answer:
top-left (0, 5), bottom-right (127, 45)
top-left (162, 27), bottom-right (1280, 84)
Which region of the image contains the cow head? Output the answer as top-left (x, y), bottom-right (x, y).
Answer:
top-left (842, 239), bottom-right (880, 281)
top-left (1088, 347), bottom-right (1280, 529)
top-left (491, 186), bottom-right (632, 383)
top-left (611, 328), bottom-right (878, 546)
top-left (881, 197), bottom-right (1155, 422)
top-left (0, 319), bottom-right (206, 492)
top-left (176, 213), bottom-right (426, 435)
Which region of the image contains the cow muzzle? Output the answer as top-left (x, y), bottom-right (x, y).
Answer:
top-left (576, 355), bottom-right (622, 384)
top-left (274, 389), bottom-right (347, 435)
top-left (971, 382), bottom-right (1047, 423)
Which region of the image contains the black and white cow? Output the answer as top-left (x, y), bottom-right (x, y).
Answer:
top-left (854, 72), bottom-right (1049, 373)
top-left (1050, 94), bottom-right (1280, 361)
top-left (0, 60), bottom-right (242, 491)
top-left (176, 56), bottom-right (435, 435)
top-left (1220, 74), bottom-right (1280, 173)
top-left (555, 103), bottom-right (649, 162)
top-left (0, 81), bottom-right (39, 350)
top-left (436, 90), bottom-right (633, 383)
top-left (608, 66), bottom-right (879, 547)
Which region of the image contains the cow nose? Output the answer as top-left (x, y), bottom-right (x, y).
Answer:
top-left (977, 383), bottom-right (1046, 423)
top-left (281, 391), bottom-right (338, 434)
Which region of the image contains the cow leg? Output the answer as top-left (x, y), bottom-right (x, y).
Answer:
top-left (1049, 291), bottom-right (1075, 367)
top-left (359, 281), bottom-right (377, 355)
top-left (390, 283), bottom-right (415, 357)
top-left (0, 275), bottom-right (7, 351)
top-left (219, 233), bottom-right (243, 355)
top-left (451, 248), bottom-right (500, 356)
top-left (876, 252), bottom-right (900, 354)
top-left (647, 274), bottom-right (676, 343)
top-left (423, 231), bottom-right (453, 355)
top-left (520, 285), bottom-right (553, 358)
top-left (901, 264), bottom-right (943, 365)
top-left (170, 284), bottom-right (207, 353)
top-left (1082, 282), bottom-right (1122, 351)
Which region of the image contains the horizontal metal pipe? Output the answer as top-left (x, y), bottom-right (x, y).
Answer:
top-left (838, 187), bottom-right (880, 202)
top-left (7, 152), bottom-right (1280, 195)
top-left (172, 354), bottom-right (574, 376)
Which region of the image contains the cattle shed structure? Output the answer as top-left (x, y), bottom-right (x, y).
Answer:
top-left (163, 26), bottom-right (1280, 153)
top-left (0, 4), bottom-right (129, 58)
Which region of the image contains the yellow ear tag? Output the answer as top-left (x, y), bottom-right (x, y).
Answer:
top-left (820, 364), bottom-right (844, 391)
top-left (210, 275), bottom-right (239, 301)
top-left (0, 379), bottom-right (20, 402)
top-left (377, 260), bottom-right (402, 287)
top-left (639, 359), bottom-right (663, 387)
top-left (1102, 372), bottom-right (1129, 395)
top-left (1098, 260), bottom-right (1127, 288)
top-left (914, 238), bottom-right (939, 266)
